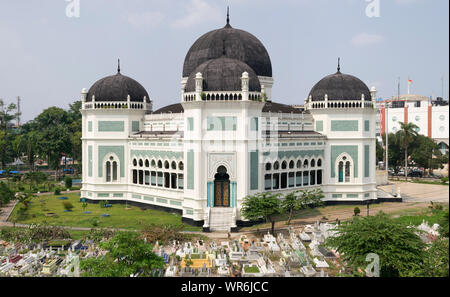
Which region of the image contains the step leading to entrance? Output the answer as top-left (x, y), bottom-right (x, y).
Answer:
top-left (209, 207), bottom-right (235, 232)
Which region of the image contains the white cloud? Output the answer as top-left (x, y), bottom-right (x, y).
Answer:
top-left (171, 0), bottom-right (221, 29)
top-left (351, 33), bottom-right (384, 46)
top-left (126, 11), bottom-right (165, 29)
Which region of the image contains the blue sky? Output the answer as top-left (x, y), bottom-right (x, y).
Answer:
top-left (0, 0), bottom-right (448, 122)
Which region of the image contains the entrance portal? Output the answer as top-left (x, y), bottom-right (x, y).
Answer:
top-left (214, 166), bottom-right (230, 207)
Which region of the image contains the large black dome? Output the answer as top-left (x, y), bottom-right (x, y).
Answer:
top-left (308, 70), bottom-right (371, 102)
top-left (86, 72), bottom-right (149, 103)
top-left (185, 57), bottom-right (261, 92)
top-left (182, 23), bottom-right (272, 78)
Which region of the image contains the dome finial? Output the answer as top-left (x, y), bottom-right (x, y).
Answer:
top-left (227, 6), bottom-right (230, 25)
top-left (337, 57), bottom-right (341, 73)
top-left (118, 58), bottom-right (121, 73)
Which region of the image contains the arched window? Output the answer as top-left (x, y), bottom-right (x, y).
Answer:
top-left (178, 162), bottom-right (184, 171)
top-left (297, 160), bottom-right (302, 169)
top-left (151, 160), bottom-right (156, 168)
top-left (265, 162), bottom-right (272, 171)
top-left (317, 159), bottom-right (322, 167)
top-left (310, 159), bottom-right (316, 168)
top-left (145, 160), bottom-right (149, 167)
top-left (345, 161), bottom-right (351, 182)
top-left (171, 161), bottom-right (177, 170)
top-left (289, 161), bottom-right (295, 169)
top-left (133, 159), bottom-right (137, 166)
top-left (106, 161), bottom-right (111, 182)
top-left (139, 159), bottom-right (143, 167)
top-left (303, 160), bottom-right (309, 169)
top-left (338, 162), bottom-right (344, 183)
top-left (281, 161), bottom-right (287, 170)
top-left (158, 160), bottom-right (163, 169)
top-left (274, 161), bottom-right (280, 170)
top-left (112, 161), bottom-right (118, 181)
top-left (164, 161), bottom-right (170, 169)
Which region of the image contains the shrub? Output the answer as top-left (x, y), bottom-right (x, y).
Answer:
top-left (441, 177), bottom-right (449, 184)
top-left (54, 188), bottom-right (61, 195)
top-left (62, 201), bottom-right (74, 211)
top-left (64, 176), bottom-right (72, 189)
top-left (354, 207), bottom-right (361, 216)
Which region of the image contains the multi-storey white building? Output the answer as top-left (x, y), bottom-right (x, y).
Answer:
top-left (376, 94), bottom-right (449, 154)
top-left (80, 18), bottom-right (378, 231)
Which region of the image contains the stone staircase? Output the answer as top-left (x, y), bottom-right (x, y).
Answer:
top-left (209, 208), bottom-right (235, 232)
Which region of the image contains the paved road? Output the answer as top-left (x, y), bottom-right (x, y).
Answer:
top-left (379, 182), bottom-right (449, 203)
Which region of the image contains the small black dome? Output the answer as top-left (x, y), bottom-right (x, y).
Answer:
top-left (309, 71), bottom-right (371, 102)
top-left (86, 72), bottom-right (149, 103)
top-left (183, 24), bottom-right (272, 78)
top-left (185, 57), bottom-right (261, 92)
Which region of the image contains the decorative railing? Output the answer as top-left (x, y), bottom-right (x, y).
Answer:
top-left (82, 101), bottom-right (152, 110)
top-left (183, 91), bottom-right (263, 102)
top-left (306, 100), bottom-right (374, 110)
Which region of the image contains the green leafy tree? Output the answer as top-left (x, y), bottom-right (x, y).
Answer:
top-left (416, 238), bottom-right (449, 277)
top-left (62, 201), bottom-right (74, 212)
top-left (80, 232), bottom-right (165, 277)
top-left (353, 207), bottom-right (361, 216)
top-left (381, 132), bottom-right (404, 173)
top-left (411, 135), bottom-right (446, 175)
top-left (241, 192), bottom-right (281, 235)
top-left (398, 122), bottom-right (419, 178)
top-left (24, 171), bottom-right (47, 191)
top-left (376, 140), bottom-right (384, 165)
top-left (438, 209), bottom-right (449, 238)
top-left (0, 99), bottom-right (18, 168)
top-left (281, 189), bottom-right (323, 225)
top-left (64, 176), bottom-right (72, 189)
top-left (34, 107), bottom-right (72, 180)
top-left (0, 182), bottom-right (14, 207)
top-left (325, 212), bottom-right (425, 277)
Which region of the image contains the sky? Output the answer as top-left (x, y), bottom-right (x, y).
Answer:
top-left (0, 0), bottom-right (448, 122)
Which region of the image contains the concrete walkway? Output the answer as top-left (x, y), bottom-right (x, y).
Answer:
top-left (379, 181), bottom-right (449, 203)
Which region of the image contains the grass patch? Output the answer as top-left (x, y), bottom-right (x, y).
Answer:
top-left (410, 180), bottom-right (449, 186)
top-left (392, 208), bottom-right (448, 227)
top-left (244, 265), bottom-right (260, 273)
top-left (8, 193), bottom-right (201, 231)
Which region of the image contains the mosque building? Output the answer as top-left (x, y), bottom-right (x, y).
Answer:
top-left (80, 14), bottom-right (378, 231)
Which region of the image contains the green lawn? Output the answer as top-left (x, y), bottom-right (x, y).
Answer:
top-left (9, 193), bottom-right (201, 231)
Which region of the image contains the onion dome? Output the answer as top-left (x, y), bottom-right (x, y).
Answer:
top-left (185, 57), bottom-right (261, 92)
top-left (309, 61), bottom-right (371, 102)
top-left (86, 61), bottom-right (149, 103)
top-left (182, 13), bottom-right (272, 78)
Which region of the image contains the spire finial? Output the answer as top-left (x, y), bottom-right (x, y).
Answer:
top-left (118, 58), bottom-right (121, 73)
top-left (337, 57), bottom-right (341, 73)
top-left (227, 6), bottom-right (230, 25)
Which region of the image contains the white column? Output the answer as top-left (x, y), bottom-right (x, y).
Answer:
top-left (195, 72), bottom-right (203, 101)
top-left (241, 72), bottom-right (249, 101)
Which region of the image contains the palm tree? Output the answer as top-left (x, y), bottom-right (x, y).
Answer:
top-left (398, 122), bottom-right (419, 179)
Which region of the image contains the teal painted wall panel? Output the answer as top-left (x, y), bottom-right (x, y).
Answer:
top-left (187, 150), bottom-right (194, 190)
top-left (364, 120), bottom-right (370, 132)
top-left (88, 146), bottom-right (93, 177)
top-left (88, 121), bottom-right (92, 132)
top-left (364, 145), bottom-right (370, 177)
top-left (330, 146), bottom-right (358, 178)
top-left (262, 150), bottom-right (324, 161)
top-left (251, 117), bottom-right (259, 131)
top-left (316, 120), bottom-right (323, 132)
top-left (98, 146), bottom-right (125, 177)
top-left (207, 182), bottom-right (214, 207)
top-left (331, 120), bottom-right (358, 132)
top-left (187, 117), bottom-right (194, 131)
top-left (132, 121), bottom-right (140, 132)
top-left (250, 151), bottom-right (259, 190)
top-left (207, 117), bottom-right (237, 131)
top-left (98, 193), bottom-right (109, 198)
top-left (98, 121), bottom-right (124, 132)
top-left (130, 150), bottom-right (183, 160)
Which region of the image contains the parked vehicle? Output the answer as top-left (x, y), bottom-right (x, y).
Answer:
top-left (408, 170), bottom-right (424, 178)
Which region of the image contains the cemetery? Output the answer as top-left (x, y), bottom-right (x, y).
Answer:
top-left (0, 216), bottom-right (444, 277)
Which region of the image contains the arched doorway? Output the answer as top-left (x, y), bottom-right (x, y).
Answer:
top-left (214, 166), bottom-right (230, 207)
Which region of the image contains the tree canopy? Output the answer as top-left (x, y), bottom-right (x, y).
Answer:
top-left (325, 212), bottom-right (425, 277)
top-left (80, 231), bottom-right (165, 277)
top-left (241, 192), bottom-right (282, 234)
